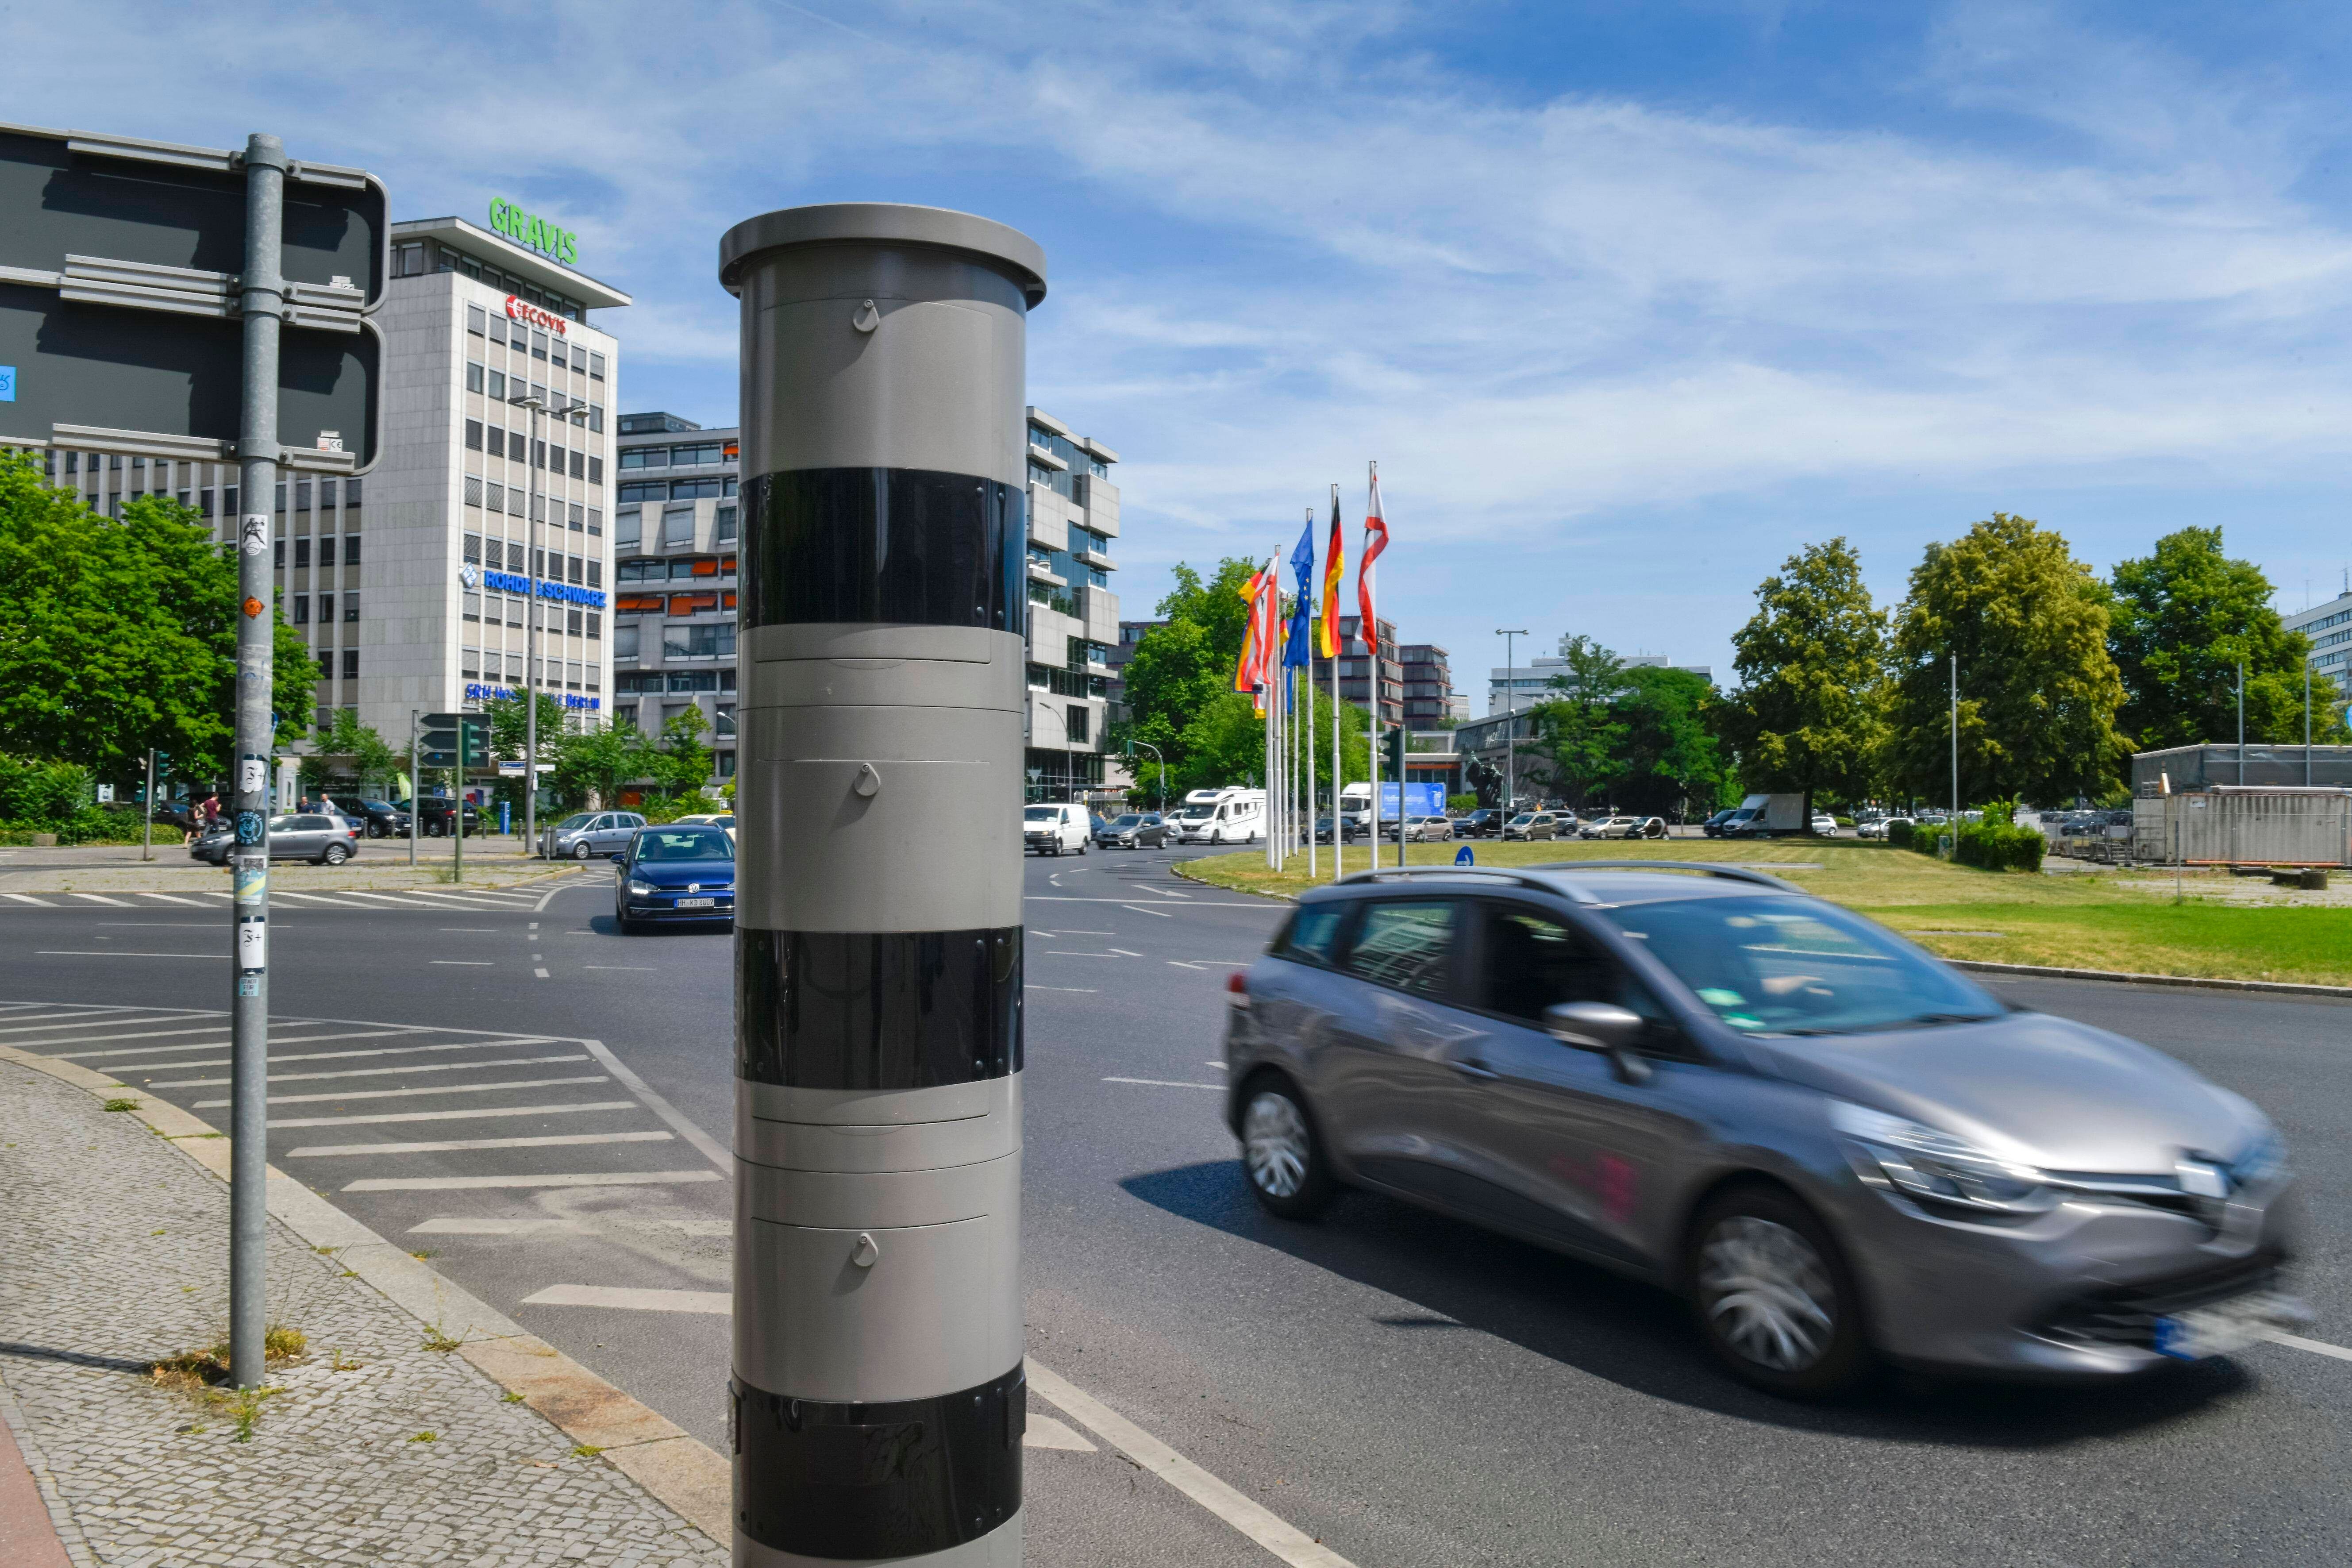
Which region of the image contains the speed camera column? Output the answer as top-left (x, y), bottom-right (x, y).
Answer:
top-left (720, 203), bottom-right (1045, 1568)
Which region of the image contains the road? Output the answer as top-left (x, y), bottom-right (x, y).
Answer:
top-left (5, 845), bottom-right (2352, 1566)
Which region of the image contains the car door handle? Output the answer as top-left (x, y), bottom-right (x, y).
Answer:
top-left (1451, 1058), bottom-right (1500, 1080)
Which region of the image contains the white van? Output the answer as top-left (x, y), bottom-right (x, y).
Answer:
top-left (1023, 803), bottom-right (1090, 855)
top-left (1170, 789), bottom-right (1265, 844)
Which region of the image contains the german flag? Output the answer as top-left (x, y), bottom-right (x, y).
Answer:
top-left (1318, 485), bottom-right (1344, 659)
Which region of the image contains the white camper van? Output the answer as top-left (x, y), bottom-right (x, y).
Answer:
top-left (1168, 787), bottom-right (1266, 844)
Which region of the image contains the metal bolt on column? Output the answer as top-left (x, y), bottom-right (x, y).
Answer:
top-left (720, 203), bottom-right (1044, 1568)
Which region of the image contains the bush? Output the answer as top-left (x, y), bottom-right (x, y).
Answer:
top-left (1950, 802), bottom-right (2045, 872)
top-left (1447, 793), bottom-right (1479, 814)
top-left (1886, 820), bottom-right (1915, 850)
top-left (0, 754), bottom-right (91, 827)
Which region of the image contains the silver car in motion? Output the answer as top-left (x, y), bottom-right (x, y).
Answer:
top-left (1224, 862), bottom-right (2302, 1397)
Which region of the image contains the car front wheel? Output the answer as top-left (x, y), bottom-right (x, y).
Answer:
top-left (1686, 1185), bottom-right (1869, 1399)
top-left (573, 841), bottom-right (594, 860)
top-left (320, 843), bottom-right (350, 866)
top-left (1240, 1078), bottom-right (1336, 1220)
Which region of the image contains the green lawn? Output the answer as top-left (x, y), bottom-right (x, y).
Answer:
top-left (1180, 838), bottom-right (2352, 987)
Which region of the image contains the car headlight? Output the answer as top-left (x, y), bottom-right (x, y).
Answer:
top-left (1830, 1102), bottom-right (2058, 1218)
top-left (2233, 1125), bottom-right (2290, 1188)
top-left (627, 879), bottom-right (658, 896)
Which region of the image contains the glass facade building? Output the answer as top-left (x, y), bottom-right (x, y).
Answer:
top-left (1022, 407), bottom-right (1122, 801)
top-left (611, 412), bottom-right (740, 782)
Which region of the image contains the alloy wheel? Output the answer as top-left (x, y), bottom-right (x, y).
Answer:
top-left (1697, 1216), bottom-right (1836, 1372)
top-left (1242, 1091), bottom-right (1310, 1198)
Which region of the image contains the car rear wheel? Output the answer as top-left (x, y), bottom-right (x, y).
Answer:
top-left (1240, 1078), bottom-right (1336, 1220)
top-left (573, 841), bottom-right (594, 860)
top-left (1686, 1185), bottom-right (1869, 1399)
top-left (320, 844), bottom-right (350, 866)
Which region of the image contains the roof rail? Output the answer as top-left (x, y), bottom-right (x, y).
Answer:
top-left (1522, 859), bottom-right (1805, 893)
top-left (1332, 864), bottom-right (1594, 899)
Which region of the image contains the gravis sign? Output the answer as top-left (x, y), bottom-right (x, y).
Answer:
top-left (489, 198), bottom-right (578, 266)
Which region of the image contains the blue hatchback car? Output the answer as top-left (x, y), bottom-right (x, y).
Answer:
top-left (612, 824), bottom-right (736, 933)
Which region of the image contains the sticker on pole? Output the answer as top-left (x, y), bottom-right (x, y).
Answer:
top-left (241, 513), bottom-right (269, 555)
top-left (237, 914), bottom-right (265, 973)
top-left (235, 810), bottom-right (266, 845)
top-left (235, 863), bottom-right (266, 903)
top-left (240, 755), bottom-right (267, 796)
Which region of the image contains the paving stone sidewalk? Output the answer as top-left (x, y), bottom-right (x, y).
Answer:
top-left (0, 1059), bottom-right (727, 1566)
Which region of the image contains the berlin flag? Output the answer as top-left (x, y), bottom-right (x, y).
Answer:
top-left (1359, 462), bottom-right (1389, 642)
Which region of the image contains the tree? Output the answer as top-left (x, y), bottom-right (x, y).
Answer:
top-left (1528, 635), bottom-right (1629, 807)
top-left (1722, 538), bottom-right (1886, 828)
top-left (552, 718), bottom-right (654, 809)
top-left (1885, 514), bottom-right (2125, 806)
top-left (1155, 559), bottom-right (1259, 674)
top-left (0, 453), bottom-right (313, 784)
top-left (302, 709), bottom-right (403, 796)
top-left (1614, 666), bottom-right (1736, 819)
top-left (1119, 556), bottom-right (1267, 782)
top-left (650, 705), bottom-right (712, 799)
top-left (2108, 527), bottom-right (2346, 751)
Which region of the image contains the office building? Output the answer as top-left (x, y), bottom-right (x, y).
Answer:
top-left (1488, 649), bottom-right (1713, 713)
top-left (611, 412), bottom-right (739, 783)
top-left (1309, 615), bottom-right (1403, 727)
top-left (1399, 643), bottom-right (1452, 728)
top-left (1024, 407), bottom-right (1122, 801)
top-left (30, 212), bottom-right (631, 756)
top-left (2285, 592), bottom-right (2352, 688)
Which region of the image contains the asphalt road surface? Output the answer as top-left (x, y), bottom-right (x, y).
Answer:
top-left (5, 845), bottom-right (2352, 1567)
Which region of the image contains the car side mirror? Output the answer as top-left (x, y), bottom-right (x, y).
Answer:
top-left (609, 852), bottom-right (626, 862)
top-left (1542, 1002), bottom-right (1651, 1084)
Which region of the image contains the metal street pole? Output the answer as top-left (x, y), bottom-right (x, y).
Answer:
top-left (1950, 652), bottom-right (1959, 825)
top-left (2239, 659), bottom-right (2246, 785)
top-left (142, 748), bottom-right (154, 862)
top-left (2307, 659), bottom-right (2314, 785)
top-left (408, 710), bottom-right (418, 866)
top-left (722, 202), bottom-right (1040, 1568)
top-left (512, 393), bottom-right (543, 856)
top-left (228, 131), bottom-right (285, 1392)
top-left (1496, 628), bottom-right (1526, 818)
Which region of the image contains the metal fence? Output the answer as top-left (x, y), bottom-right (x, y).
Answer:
top-left (2133, 788), bottom-right (2352, 867)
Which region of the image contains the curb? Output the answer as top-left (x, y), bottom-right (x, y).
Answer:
top-left (0, 1042), bottom-right (730, 1549)
top-left (1947, 959), bottom-right (2352, 1000)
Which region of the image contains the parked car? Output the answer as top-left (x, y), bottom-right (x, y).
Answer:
top-left (1810, 813), bottom-right (1839, 836)
top-left (330, 797), bottom-right (412, 839)
top-left (1404, 815), bottom-right (1455, 842)
top-left (397, 798), bottom-right (483, 837)
top-left (1699, 809), bottom-right (1736, 838)
top-left (1501, 811), bottom-right (1567, 841)
top-left (1097, 812), bottom-right (1172, 849)
top-left (1857, 816), bottom-right (1910, 840)
top-left (612, 824), bottom-right (736, 932)
top-left (540, 810), bottom-right (648, 860)
top-left (1025, 802), bottom-right (1090, 855)
top-left (1454, 809), bottom-right (1506, 839)
top-left (673, 812), bottom-right (738, 841)
top-left (1223, 861), bottom-right (2304, 1398)
top-left (1577, 814), bottom-right (1651, 840)
top-left (189, 812), bottom-right (362, 866)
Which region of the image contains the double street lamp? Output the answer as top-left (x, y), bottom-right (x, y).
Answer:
top-left (1495, 628), bottom-right (1528, 814)
top-left (507, 389), bottom-right (591, 855)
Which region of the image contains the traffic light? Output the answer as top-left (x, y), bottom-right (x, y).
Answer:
top-left (462, 716), bottom-right (489, 770)
top-left (423, 713), bottom-right (492, 770)
top-left (1383, 724), bottom-right (1406, 774)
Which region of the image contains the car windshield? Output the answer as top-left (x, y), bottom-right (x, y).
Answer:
top-left (558, 813), bottom-right (593, 830)
top-left (1601, 894), bottom-right (2001, 1036)
top-left (1111, 814), bottom-right (1143, 827)
top-left (1508, 814), bottom-right (1533, 825)
top-left (1024, 807), bottom-right (1060, 822)
top-left (635, 828), bottom-right (732, 862)
top-left (1175, 809), bottom-right (1212, 821)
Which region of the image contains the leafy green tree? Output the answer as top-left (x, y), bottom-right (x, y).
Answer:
top-left (651, 705), bottom-right (713, 798)
top-left (302, 709), bottom-right (403, 796)
top-left (1120, 558), bottom-right (1265, 780)
top-left (0, 453), bottom-right (312, 785)
top-left (1885, 513), bottom-right (2125, 806)
top-left (1528, 635), bottom-right (1629, 807)
top-left (1722, 538), bottom-right (1886, 828)
top-left (2107, 527), bottom-right (2346, 750)
top-left (481, 691), bottom-right (567, 773)
top-left (552, 718), bottom-right (654, 809)
top-left (1614, 666), bottom-right (1736, 819)
top-left (1155, 559), bottom-right (1259, 673)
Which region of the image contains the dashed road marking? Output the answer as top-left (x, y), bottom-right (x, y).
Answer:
top-left (1103, 1076), bottom-right (1224, 1090)
top-left (269, 1100), bottom-right (639, 1129)
top-left (196, 1073), bottom-right (609, 1108)
top-left (521, 1283), bottom-right (729, 1314)
top-left (150, 1052), bottom-right (591, 1089)
top-left (348, 1169), bottom-right (722, 1192)
top-left (288, 1129), bottom-right (675, 1159)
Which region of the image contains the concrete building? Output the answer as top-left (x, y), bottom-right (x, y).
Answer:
top-left (611, 412), bottom-right (739, 784)
top-left (33, 213), bottom-right (632, 761)
top-left (1488, 649), bottom-right (1713, 713)
top-left (1024, 406), bottom-right (1123, 801)
top-left (1399, 642), bottom-right (1452, 729)
top-left (2284, 591), bottom-right (2352, 690)
top-left (1309, 615), bottom-right (1403, 727)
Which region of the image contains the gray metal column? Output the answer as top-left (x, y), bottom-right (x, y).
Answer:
top-left (720, 204), bottom-right (1044, 1568)
top-left (230, 130), bottom-right (285, 1389)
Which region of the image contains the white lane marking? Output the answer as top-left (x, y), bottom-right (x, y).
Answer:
top-left (38, 950), bottom-right (212, 959)
top-left (534, 967), bottom-right (550, 978)
top-left (269, 1100), bottom-right (638, 1129)
top-left (431, 960), bottom-right (495, 966)
top-left (1122, 905), bottom-right (1174, 918)
top-left (1024, 1414), bottom-right (1097, 1452)
top-left (1108, 948), bottom-right (1143, 956)
top-left (1026, 986), bottom-right (1098, 993)
top-left (1167, 961), bottom-right (1209, 971)
top-left (2272, 1331), bottom-right (2352, 1363)
top-left (349, 1169), bottom-right (723, 1192)
top-left (336, 891), bottom-right (445, 907)
top-left (1204, 1062), bottom-right (1228, 1070)
top-left (23, 1023), bottom-right (235, 1047)
top-left (577, 1037), bottom-right (733, 1173)
top-left (151, 1052), bottom-right (590, 1089)
top-left (141, 893), bottom-right (207, 907)
top-left (438, 927), bottom-right (499, 932)
top-left (1046, 951), bottom-right (1131, 958)
top-left (70, 894), bottom-right (131, 906)
top-left (289, 1130), bottom-right (674, 1159)
top-left (0, 1007), bottom-right (152, 1027)
top-left (410, 1217), bottom-right (587, 1236)
top-left (1054, 930), bottom-right (1114, 936)
top-left (2, 894), bottom-right (57, 905)
top-left (1104, 1076), bottom-right (1225, 1090)
top-left (267, 891), bottom-right (342, 905)
top-left (521, 1283), bottom-right (730, 1314)
top-left (584, 965), bottom-right (656, 971)
top-left (1025, 897), bottom-right (1279, 907)
top-left (1170, 960), bottom-right (1253, 970)
top-left (197, 1074), bottom-right (608, 1108)
top-left (1028, 1360), bottom-right (1359, 1568)
top-left (60, 1029), bottom-right (422, 1061)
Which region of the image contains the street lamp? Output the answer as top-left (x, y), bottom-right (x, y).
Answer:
top-left (507, 389), bottom-right (591, 857)
top-left (1126, 737), bottom-right (1166, 815)
top-left (1495, 628), bottom-right (1528, 814)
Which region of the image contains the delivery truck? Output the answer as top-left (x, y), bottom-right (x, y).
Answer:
top-left (1719, 793), bottom-right (1806, 838)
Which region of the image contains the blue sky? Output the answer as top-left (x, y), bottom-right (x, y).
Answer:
top-left (18, 0), bottom-right (2352, 701)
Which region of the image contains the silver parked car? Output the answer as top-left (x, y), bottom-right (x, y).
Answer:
top-left (540, 810), bottom-right (647, 860)
top-left (189, 812), bottom-right (362, 866)
top-left (1224, 862), bottom-right (2302, 1397)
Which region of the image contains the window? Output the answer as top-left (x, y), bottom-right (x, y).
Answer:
top-left (292, 593), bottom-right (309, 625)
top-left (533, 439), bottom-right (547, 470)
top-left (1342, 900), bottom-right (1458, 999)
top-left (716, 505), bottom-right (737, 542)
top-left (393, 240), bottom-right (426, 277)
top-left (486, 481), bottom-right (505, 512)
top-left (586, 612), bottom-right (601, 640)
top-left (589, 351), bottom-right (605, 381)
top-left (531, 330), bottom-right (549, 361)
top-left (567, 607), bottom-right (583, 635)
top-left (467, 304), bottom-right (486, 335)
top-left (344, 592), bottom-right (360, 623)
top-left (462, 592), bottom-right (481, 622)
top-left (664, 506), bottom-right (696, 547)
top-left (589, 403), bottom-right (604, 433)
top-left (318, 592), bottom-right (334, 624)
top-left (673, 443), bottom-right (723, 466)
top-left (1473, 905), bottom-right (1648, 1023)
top-left (274, 539), bottom-right (285, 568)
top-left (619, 481), bottom-right (665, 504)
top-left (569, 450), bottom-right (585, 480)
top-left (1278, 902), bottom-right (1350, 967)
top-left (716, 704), bottom-right (739, 737)
top-left (664, 623), bottom-right (729, 659)
top-left (316, 650), bottom-right (334, 679)
top-left (489, 313), bottom-right (508, 346)
top-left (463, 533), bottom-right (482, 563)
top-left (587, 561), bottom-right (603, 588)
top-left (343, 478), bottom-right (361, 509)
top-left (668, 591), bottom-right (720, 616)
top-left (570, 344), bottom-right (587, 372)
top-left (508, 430), bottom-right (527, 461)
top-left (587, 456), bottom-right (602, 485)
top-left (487, 369), bottom-right (505, 401)
top-left (466, 362), bottom-right (485, 394)
top-left (567, 554), bottom-right (583, 585)
top-left (294, 538), bottom-right (312, 569)
top-left (568, 502), bottom-right (584, 532)
top-left (615, 508), bottom-right (642, 547)
top-left (670, 477), bottom-right (724, 500)
top-left (465, 420), bottom-right (483, 451)
top-left (669, 670), bottom-right (720, 693)
top-left (668, 559), bottom-right (703, 580)
top-left (319, 537), bottom-right (337, 567)
top-left (615, 624), bottom-right (641, 658)
top-left (465, 475), bottom-right (484, 508)
top-left (1066, 705), bottom-right (1089, 743)
top-left (621, 447), bottom-right (667, 469)
top-left (588, 507), bottom-right (603, 537)
top-left (341, 650), bottom-right (358, 680)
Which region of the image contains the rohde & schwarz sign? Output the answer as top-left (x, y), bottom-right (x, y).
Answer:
top-left (477, 566), bottom-right (606, 609)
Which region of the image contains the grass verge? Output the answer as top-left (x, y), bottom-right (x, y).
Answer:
top-left (1180, 839), bottom-right (2352, 988)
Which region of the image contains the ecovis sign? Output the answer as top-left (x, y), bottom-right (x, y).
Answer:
top-left (505, 296), bottom-right (569, 338)
top-left (489, 198), bottom-right (578, 266)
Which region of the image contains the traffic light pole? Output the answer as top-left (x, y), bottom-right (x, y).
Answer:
top-left (229, 130), bottom-right (285, 1391)
top-left (722, 203), bottom-right (1043, 1568)
top-left (408, 711), bottom-right (418, 867)
top-left (142, 749), bottom-right (155, 862)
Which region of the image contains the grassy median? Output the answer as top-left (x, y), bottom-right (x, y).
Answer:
top-left (1180, 838), bottom-right (2352, 988)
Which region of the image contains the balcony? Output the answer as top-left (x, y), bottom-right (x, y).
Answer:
top-left (1027, 557), bottom-right (1067, 587)
top-left (1073, 547), bottom-right (1114, 572)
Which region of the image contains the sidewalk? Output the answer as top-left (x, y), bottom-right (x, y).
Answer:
top-left (0, 840), bottom-right (581, 896)
top-left (0, 1057), bottom-right (727, 1566)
